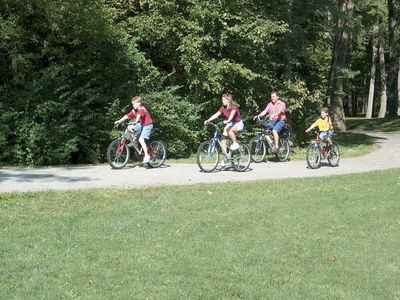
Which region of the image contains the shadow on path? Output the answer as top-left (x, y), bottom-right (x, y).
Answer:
top-left (0, 172), bottom-right (91, 183)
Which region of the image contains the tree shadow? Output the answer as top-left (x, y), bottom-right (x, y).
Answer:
top-left (0, 171), bottom-right (91, 184)
top-left (335, 131), bottom-right (382, 148)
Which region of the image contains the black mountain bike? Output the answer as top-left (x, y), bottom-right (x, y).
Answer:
top-left (248, 116), bottom-right (291, 162)
top-left (197, 122), bottom-right (251, 172)
top-left (107, 124), bottom-right (166, 169)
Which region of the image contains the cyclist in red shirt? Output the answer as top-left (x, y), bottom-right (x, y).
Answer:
top-left (114, 96), bottom-right (154, 163)
top-left (204, 93), bottom-right (244, 154)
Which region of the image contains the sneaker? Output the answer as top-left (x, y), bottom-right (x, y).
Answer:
top-left (272, 146), bottom-right (279, 153)
top-left (143, 154), bottom-right (150, 163)
top-left (230, 142), bottom-right (240, 151)
top-left (127, 141), bottom-right (134, 147)
top-left (221, 153), bottom-right (230, 168)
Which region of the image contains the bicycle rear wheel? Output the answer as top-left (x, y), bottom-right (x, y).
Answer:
top-left (249, 137), bottom-right (266, 163)
top-left (107, 138), bottom-right (130, 169)
top-left (306, 142), bottom-right (321, 169)
top-left (231, 143), bottom-right (251, 172)
top-left (148, 140), bottom-right (167, 168)
top-left (276, 138), bottom-right (290, 162)
top-left (197, 140), bottom-right (219, 172)
top-left (327, 142), bottom-right (340, 167)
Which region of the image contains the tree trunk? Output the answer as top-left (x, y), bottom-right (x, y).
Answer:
top-left (347, 94), bottom-right (353, 116)
top-left (352, 94), bottom-right (358, 116)
top-left (398, 58), bottom-right (400, 115)
top-left (378, 39), bottom-right (387, 118)
top-left (329, 0), bottom-right (354, 131)
top-left (387, 0), bottom-right (398, 117)
top-left (366, 19), bottom-right (379, 119)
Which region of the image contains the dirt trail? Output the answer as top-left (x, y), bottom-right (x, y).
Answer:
top-left (1, 131), bottom-right (399, 193)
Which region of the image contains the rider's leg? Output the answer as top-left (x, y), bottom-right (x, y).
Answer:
top-left (127, 124), bottom-right (135, 135)
top-left (227, 125), bottom-right (240, 144)
top-left (272, 130), bottom-right (280, 149)
top-left (139, 137), bottom-right (149, 155)
top-left (126, 124), bottom-right (137, 146)
top-left (272, 120), bottom-right (285, 149)
top-left (326, 130), bottom-right (333, 145)
top-left (139, 124), bottom-right (153, 163)
top-left (227, 121), bottom-right (244, 150)
top-left (220, 136), bottom-right (228, 154)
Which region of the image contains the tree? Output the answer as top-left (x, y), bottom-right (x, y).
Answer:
top-left (387, 0), bottom-right (398, 117)
top-left (378, 36), bottom-right (388, 118)
top-left (366, 16), bottom-right (379, 119)
top-left (329, 0), bottom-right (355, 131)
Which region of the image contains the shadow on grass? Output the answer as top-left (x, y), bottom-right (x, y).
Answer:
top-left (335, 131), bottom-right (379, 148)
top-left (346, 117), bottom-right (400, 132)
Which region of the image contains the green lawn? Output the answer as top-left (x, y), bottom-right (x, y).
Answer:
top-left (346, 116), bottom-right (400, 132)
top-left (1, 169), bottom-right (400, 299)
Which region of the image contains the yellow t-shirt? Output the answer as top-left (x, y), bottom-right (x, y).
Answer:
top-left (312, 117), bottom-right (333, 131)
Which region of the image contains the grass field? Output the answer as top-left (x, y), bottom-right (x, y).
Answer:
top-left (1, 169), bottom-right (400, 299)
top-left (346, 116), bottom-right (400, 132)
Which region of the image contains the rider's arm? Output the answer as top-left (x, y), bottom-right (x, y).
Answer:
top-left (133, 114), bottom-right (141, 124)
top-left (270, 102), bottom-right (286, 119)
top-left (254, 104), bottom-right (270, 120)
top-left (225, 109), bottom-right (237, 123)
top-left (205, 111), bottom-right (222, 124)
top-left (114, 114), bottom-right (129, 125)
top-left (305, 120), bottom-right (318, 132)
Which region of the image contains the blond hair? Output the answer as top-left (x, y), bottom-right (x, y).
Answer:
top-left (222, 93), bottom-right (238, 107)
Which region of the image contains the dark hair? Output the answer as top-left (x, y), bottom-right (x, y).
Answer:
top-left (271, 91), bottom-right (280, 98)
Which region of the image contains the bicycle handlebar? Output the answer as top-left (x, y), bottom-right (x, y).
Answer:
top-left (114, 121), bottom-right (137, 128)
top-left (205, 121), bottom-right (225, 130)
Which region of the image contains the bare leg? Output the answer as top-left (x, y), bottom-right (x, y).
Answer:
top-left (139, 138), bottom-right (149, 157)
top-left (272, 130), bottom-right (280, 148)
top-left (227, 127), bottom-right (240, 144)
top-left (220, 139), bottom-right (228, 154)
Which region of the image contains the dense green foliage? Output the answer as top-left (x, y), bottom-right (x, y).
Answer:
top-left (0, 0), bottom-right (398, 165)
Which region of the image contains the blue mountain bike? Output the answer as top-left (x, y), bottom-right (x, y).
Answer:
top-left (196, 122), bottom-right (251, 172)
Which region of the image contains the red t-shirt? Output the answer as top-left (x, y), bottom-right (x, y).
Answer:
top-left (218, 104), bottom-right (241, 122)
top-left (125, 105), bottom-right (153, 125)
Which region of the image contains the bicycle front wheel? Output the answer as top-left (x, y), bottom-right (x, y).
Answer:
top-left (197, 141), bottom-right (219, 172)
top-left (249, 137), bottom-right (266, 163)
top-left (148, 140), bottom-right (167, 168)
top-left (231, 143), bottom-right (251, 172)
top-left (327, 142), bottom-right (340, 167)
top-left (107, 138), bottom-right (130, 169)
top-left (306, 142), bottom-right (321, 169)
top-left (276, 138), bottom-right (290, 162)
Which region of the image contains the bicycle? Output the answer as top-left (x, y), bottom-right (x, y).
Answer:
top-left (248, 116), bottom-right (291, 163)
top-left (196, 122), bottom-right (251, 172)
top-left (107, 123), bottom-right (167, 169)
top-left (306, 130), bottom-right (340, 169)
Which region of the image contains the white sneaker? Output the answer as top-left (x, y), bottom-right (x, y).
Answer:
top-left (143, 154), bottom-right (150, 163)
top-left (230, 142), bottom-right (240, 151)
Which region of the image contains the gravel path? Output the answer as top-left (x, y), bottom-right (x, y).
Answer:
top-left (1, 131), bottom-right (399, 193)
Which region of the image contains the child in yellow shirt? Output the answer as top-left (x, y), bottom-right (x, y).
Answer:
top-left (305, 107), bottom-right (334, 145)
